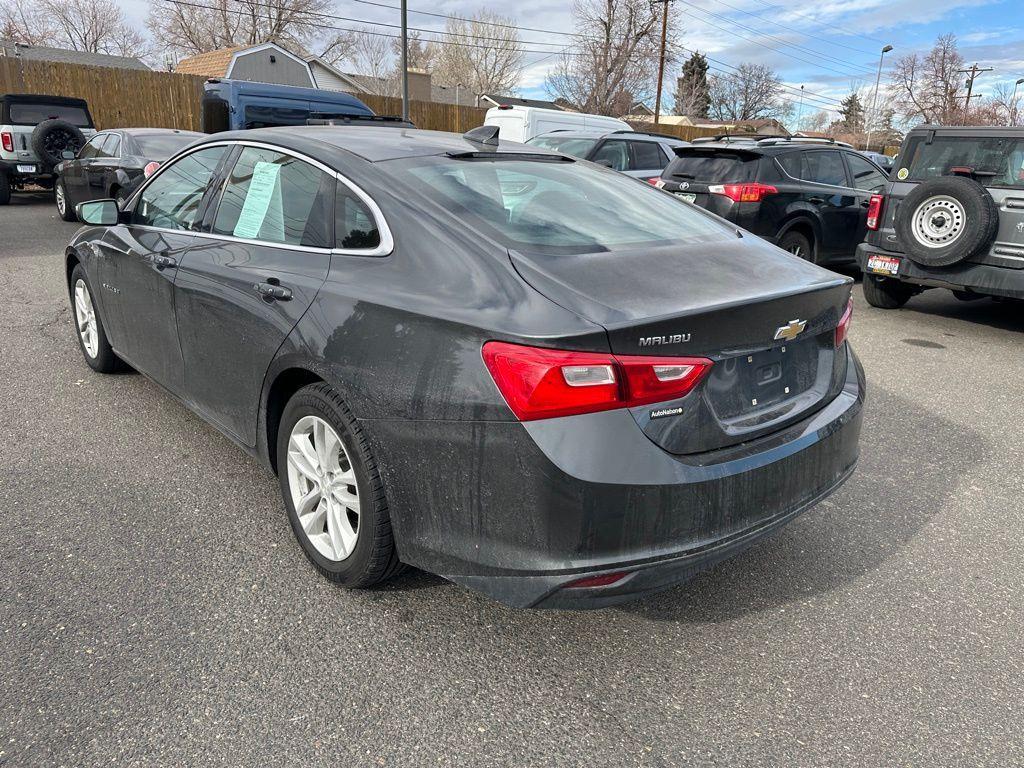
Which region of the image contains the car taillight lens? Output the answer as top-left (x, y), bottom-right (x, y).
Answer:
top-left (835, 297), bottom-right (853, 347)
top-left (481, 341), bottom-right (713, 421)
top-left (708, 182), bottom-right (777, 202)
top-left (647, 176), bottom-right (661, 186)
top-left (143, 161), bottom-right (161, 178)
top-left (1, 132), bottom-right (12, 153)
top-left (866, 194), bottom-right (884, 230)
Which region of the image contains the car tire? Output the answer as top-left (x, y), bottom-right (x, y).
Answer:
top-left (863, 274), bottom-right (914, 309)
top-left (278, 382), bottom-right (404, 588)
top-left (0, 173), bottom-right (10, 205)
top-left (895, 176), bottom-right (999, 267)
top-left (55, 179), bottom-right (77, 221)
top-left (778, 229), bottom-right (814, 262)
top-left (70, 264), bottom-right (123, 372)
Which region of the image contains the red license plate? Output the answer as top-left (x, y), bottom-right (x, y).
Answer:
top-left (866, 254), bottom-right (900, 276)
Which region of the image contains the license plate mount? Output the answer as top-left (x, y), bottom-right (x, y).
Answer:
top-left (675, 192), bottom-right (696, 204)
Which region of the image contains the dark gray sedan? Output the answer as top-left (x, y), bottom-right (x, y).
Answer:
top-left (55, 128), bottom-right (204, 221)
top-left (64, 126), bottom-right (864, 608)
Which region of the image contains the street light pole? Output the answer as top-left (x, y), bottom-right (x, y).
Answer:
top-left (865, 44), bottom-right (893, 151)
top-left (796, 85), bottom-right (805, 129)
top-left (400, 0), bottom-right (409, 122)
top-left (653, 0), bottom-right (672, 125)
top-left (1012, 77), bottom-right (1024, 126)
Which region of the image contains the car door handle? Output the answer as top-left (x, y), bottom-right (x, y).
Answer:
top-left (255, 281), bottom-right (292, 301)
top-left (154, 254), bottom-right (177, 270)
top-left (808, 196), bottom-right (825, 204)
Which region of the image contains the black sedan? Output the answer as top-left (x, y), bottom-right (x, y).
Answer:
top-left (55, 128), bottom-right (204, 221)
top-left (64, 126), bottom-right (864, 608)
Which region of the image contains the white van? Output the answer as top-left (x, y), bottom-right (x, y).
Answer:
top-left (483, 105), bottom-right (632, 144)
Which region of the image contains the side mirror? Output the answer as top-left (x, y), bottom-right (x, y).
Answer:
top-left (77, 199), bottom-right (119, 226)
top-left (61, 150), bottom-right (76, 160)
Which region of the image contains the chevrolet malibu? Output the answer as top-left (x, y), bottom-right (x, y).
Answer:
top-left (65, 126), bottom-right (864, 608)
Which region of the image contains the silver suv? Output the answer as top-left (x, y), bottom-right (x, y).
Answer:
top-left (0, 94), bottom-right (96, 205)
top-left (525, 129), bottom-right (689, 180)
top-left (857, 125), bottom-right (1024, 307)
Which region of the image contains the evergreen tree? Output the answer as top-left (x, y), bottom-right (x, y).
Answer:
top-left (838, 93), bottom-right (866, 133)
top-left (674, 52), bottom-right (709, 117)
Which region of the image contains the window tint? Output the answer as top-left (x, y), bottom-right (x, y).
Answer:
top-left (133, 146), bottom-right (226, 230)
top-left (9, 102), bottom-right (90, 127)
top-left (134, 133), bottom-right (199, 159)
top-left (213, 146), bottom-right (332, 247)
top-left (899, 135), bottom-right (1024, 189)
top-left (336, 183), bottom-right (380, 250)
top-left (243, 105), bottom-right (310, 129)
top-left (396, 156), bottom-right (728, 256)
top-left (591, 140), bottom-right (630, 171)
top-left (78, 136), bottom-right (104, 161)
top-left (96, 134), bottom-right (119, 159)
top-left (665, 150), bottom-right (758, 183)
top-left (803, 151), bottom-right (847, 186)
top-left (846, 153), bottom-right (887, 192)
top-left (631, 140), bottom-right (666, 170)
top-left (777, 153), bottom-right (801, 178)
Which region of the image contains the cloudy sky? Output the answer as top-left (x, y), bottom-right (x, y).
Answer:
top-left (123, 0), bottom-right (1024, 121)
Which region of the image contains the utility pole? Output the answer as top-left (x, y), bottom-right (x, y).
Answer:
top-left (400, 0), bottom-right (409, 121)
top-left (865, 44), bottom-right (893, 151)
top-left (1012, 78), bottom-right (1024, 126)
top-left (653, 0), bottom-right (673, 125)
top-left (957, 63), bottom-right (993, 124)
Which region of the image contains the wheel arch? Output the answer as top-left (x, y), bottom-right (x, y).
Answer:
top-left (263, 365), bottom-right (326, 475)
top-left (777, 214), bottom-right (819, 245)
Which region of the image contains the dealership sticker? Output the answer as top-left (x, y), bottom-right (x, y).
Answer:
top-left (897, 168), bottom-right (909, 180)
top-left (650, 406), bottom-right (683, 419)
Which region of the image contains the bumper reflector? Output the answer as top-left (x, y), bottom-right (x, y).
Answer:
top-left (565, 571), bottom-right (632, 589)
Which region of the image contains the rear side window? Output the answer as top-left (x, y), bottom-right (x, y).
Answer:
top-left (664, 150), bottom-right (758, 183)
top-left (213, 146), bottom-right (333, 247)
top-left (133, 146), bottom-right (227, 230)
top-left (336, 183), bottom-right (380, 250)
top-left (630, 140), bottom-right (666, 170)
top-left (8, 102), bottom-right (91, 127)
top-left (802, 151), bottom-right (848, 186)
top-left (899, 135), bottom-right (1024, 189)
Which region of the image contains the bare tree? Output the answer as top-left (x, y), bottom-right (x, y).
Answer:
top-left (803, 109), bottom-right (831, 133)
top-left (890, 33), bottom-right (964, 126)
top-left (341, 27), bottom-right (399, 96)
top-left (1, 0), bottom-right (148, 58)
top-left (707, 63), bottom-right (785, 121)
top-left (988, 80), bottom-right (1022, 126)
top-left (432, 10), bottom-right (523, 96)
top-left (547, 0), bottom-right (675, 115)
top-left (148, 0), bottom-right (334, 59)
top-left (392, 30), bottom-right (434, 71)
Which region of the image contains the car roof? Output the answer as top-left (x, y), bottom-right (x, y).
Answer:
top-left (105, 128), bottom-right (205, 136)
top-left (908, 124), bottom-right (1024, 137)
top-left (193, 126), bottom-right (566, 163)
top-left (534, 129), bottom-right (686, 144)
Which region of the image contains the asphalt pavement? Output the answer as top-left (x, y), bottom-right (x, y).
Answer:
top-left (1, 191), bottom-right (1021, 767)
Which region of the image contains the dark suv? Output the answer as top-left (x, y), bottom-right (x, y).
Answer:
top-left (856, 125), bottom-right (1024, 308)
top-left (526, 130), bottom-right (689, 180)
top-left (657, 138), bottom-right (888, 264)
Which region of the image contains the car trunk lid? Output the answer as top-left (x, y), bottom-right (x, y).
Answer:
top-left (659, 147), bottom-right (761, 219)
top-left (509, 235), bottom-right (852, 453)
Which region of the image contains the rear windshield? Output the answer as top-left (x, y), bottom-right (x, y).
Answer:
top-left (134, 133), bottom-right (199, 158)
top-left (525, 135), bottom-right (600, 158)
top-left (899, 135), bottom-right (1024, 188)
top-left (386, 156), bottom-right (728, 256)
top-left (8, 102), bottom-right (91, 127)
top-left (663, 150), bottom-right (758, 183)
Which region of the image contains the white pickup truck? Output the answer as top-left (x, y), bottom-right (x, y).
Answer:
top-left (0, 94), bottom-right (96, 205)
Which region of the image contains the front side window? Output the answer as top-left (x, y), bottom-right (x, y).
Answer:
top-left (391, 156), bottom-right (729, 256)
top-left (846, 153), bottom-right (886, 192)
top-left (95, 134), bottom-right (119, 159)
top-left (213, 146), bottom-right (332, 247)
top-left (591, 140), bottom-right (630, 171)
top-left (78, 136), bottom-right (105, 161)
top-left (133, 146), bottom-right (227, 230)
top-left (802, 151), bottom-right (848, 187)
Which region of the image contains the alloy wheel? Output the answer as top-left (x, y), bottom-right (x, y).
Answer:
top-left (286, 415), bottom-right (360, 562)
top-left (73, 279), bottom-right (99, 358)
top-left (56, 183), bottom-right (66, 216)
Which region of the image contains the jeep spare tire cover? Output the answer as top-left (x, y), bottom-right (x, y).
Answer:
top-left (30, 119), bottom-right (87, 169)
top-left (895, 176), bottom-right (999, 267)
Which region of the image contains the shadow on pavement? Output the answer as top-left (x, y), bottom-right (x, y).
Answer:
top-left (617, 384), bottom-right (986, 623)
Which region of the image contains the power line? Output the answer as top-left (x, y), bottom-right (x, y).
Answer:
top-left (746, 0), bottom-right (889, 47)
top-left (345, 0), bottom-right (587, 39)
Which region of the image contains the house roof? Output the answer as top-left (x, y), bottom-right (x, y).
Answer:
top-left (174, 46), bottom-right (248, 77)
top-left (0, 39), bottom-right (150, 70)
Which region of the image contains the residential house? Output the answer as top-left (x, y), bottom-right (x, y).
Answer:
top-left (0, 39), bottom-right (150, 70)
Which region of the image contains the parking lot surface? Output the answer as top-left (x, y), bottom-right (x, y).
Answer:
top-left (2, 193), bottom-right (1022, 766)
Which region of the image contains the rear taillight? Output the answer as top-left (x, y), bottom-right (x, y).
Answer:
top-left (1, 132), bottom-right (12, 153)
top-left (708, 182), bottom-right (777, 203)
top-left (835, 297), bottom-right (853, 347)
top-left (647, 176), bottom-right (661, 186)
top-left (482, 341), bottom-right (713, 421)
top-left (866, 194), bottom-right (884, 230)
top-left (143, 161), bottom-right (161, 178)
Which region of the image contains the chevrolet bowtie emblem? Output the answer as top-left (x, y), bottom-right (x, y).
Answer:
top-left (774, 319), bottom-right (807, 341)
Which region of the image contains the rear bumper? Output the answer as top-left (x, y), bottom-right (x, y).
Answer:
top-left (0, 159), bottom-right (53, 182)
top-left (364, 345), bottom-right (865, 609)
top-left (856, 242), bottom-right (1024, 299)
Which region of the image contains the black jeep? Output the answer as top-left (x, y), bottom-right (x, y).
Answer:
top-left (857, 125), bottom-right (1024, 307)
